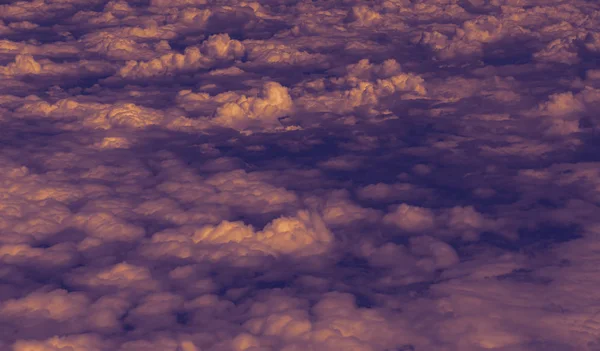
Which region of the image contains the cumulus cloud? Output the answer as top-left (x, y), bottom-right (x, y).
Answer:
top-left (118, 34), bottom-right (245, 79)
top-left (66, 262), bottom-right (161, 294)
top-left (384, 203), bottom-right (501, 240)
top-left (383, 203), bottom-right (436, 233)
top-left (140, 210), bottom-right (332, 267)
top-left (16, 98), bottom-right (165, 130)
top-left (244, 41), bottom-right (331, 69)
top-left (296, 59), bottom-right (426, 118)
top-left (81, 31), bottom-right (159, 60)
top-left (1, 54), bottom-right (42, 76)
top-left (12, 334), bottom-right (110, 351)
top-left (1, 0), bottom-right (599, 350)
top-left (212, 81), bottom-right (294, 130)
top-left (0, 54), bottom-right (114, 81)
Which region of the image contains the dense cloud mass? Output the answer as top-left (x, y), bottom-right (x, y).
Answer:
top-left (1, 0), bottom-right (600, 350)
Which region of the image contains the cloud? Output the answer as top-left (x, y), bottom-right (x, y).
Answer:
top-left (140, 210), bottom-right (332, 266)
top-left (0, 54), bottom-right (115, 80)
top-left (212, 81), bottom-right (294, 130)
top-left (356, 182), bottom-right (435, 203)
top-left (384, 203), bottom-right (500, 240)
top-left (1, 0), bottom-right (599, 350)
top-left (383, 203), bottom-right (436, 233)
top-left (296, 60), bottom-right (426, 117)
top-left (12, 334), bottom-right (110, 351)
top-left (66, 262), bottom-right (161, 294)
top-left (523, 87), bottom-right (600, 136)
top-left (69, 211), bottom-right (146, 244)
top-left (16, 98), bottom-right (165, 130)
top-left (1, 289), bottom-right (89, 322)
top-left (117, 34), bottom-right (245, 79)
top-left (345, 5), bottom-right (382, 26)
top-left (244, 42), bottom-right (331, 69)
top-left (305, 189), bottom-right (382, 227)
top-left (1, 54), bottom-right (41, 75)
top-left (156, 168), bottom-right (298, 216)
top-left (0, 243), bottom-right (77, 269)
top-left (81, 31), bottom-right (160, 60)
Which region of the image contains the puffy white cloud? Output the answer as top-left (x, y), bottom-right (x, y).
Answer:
top-left (524, 87), bottom-right (600, 136)
top-left (345, 59), bottom-right (403, 81)
top-left (123, 292), bottom-right (185, 331)
top-left (150, 0), bottom-right (208, 8)
top-left (87, 295), bottom-right (130, 332)
top-left (305, 190), bottom-right (382, 227)
top-left (255, 210), bottom-right (333, 255)
top-left (16, 98), bottom-right (165, 130)
top-left (141, 210), bottom-right (332, 264)
top-left (245, 42), bottom-right (330, 68)
top-left (156, 169), bottom-right (298, 216)
top-left (118, 337), bottom-right (201, 351)
top-left (1, 54), bottom-right (41, 76)
top-left (296, 60), bottom-right (426, 117)
top-left (384, 203), bottom-right (500, 240)
top-left (118, 34), bottom-right (245, 79)
top-left (533, 35), bottom-right (582, 64)
top-left (81, 32), bottom-right (158, 60)
top-left (410, 235), bottom-right (459, 270)
top-left (0, 0), bottom-right (598, 350)
top-left (66, 262), bottom-right (161, 293)
top-left (0, 243), bottom-right (77, 268)
top-left (0, 0), bottom-right (92, 22)
top-left (234, 290), bottom-right (426, 350)
top-left (307, 292), bottom-right (424, 350)
top-left (69, 211), bottom-right (146, 246)
top-left (345, 5), bottom-right (382, 26)
top-left (383, 203), bottom-right (436, 233)
top-left (0, 164), bottom-right (78, 245)
top-left (13, 334), bottom-right (110, 351)
top-left (212, 81), bottom-right (294, 130)
top-left (1, 289), bottom-right (89, 322)
top-left (0, 54), bottom-right (115, 80)
top-left (442, 205), bottom-right (498, 240)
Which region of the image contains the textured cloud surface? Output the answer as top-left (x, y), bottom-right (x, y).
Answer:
top-left (1, 0), bottom-right (600, 350)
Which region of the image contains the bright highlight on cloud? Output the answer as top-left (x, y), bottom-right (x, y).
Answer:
top-left (1, 0), bottom-right (599, 350)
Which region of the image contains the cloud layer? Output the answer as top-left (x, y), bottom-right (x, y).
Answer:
top-left (1, 0), bottom-right (599, 350)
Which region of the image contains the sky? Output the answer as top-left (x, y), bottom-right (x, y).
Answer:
top-left (0, 0), bottom-right (599, 350)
